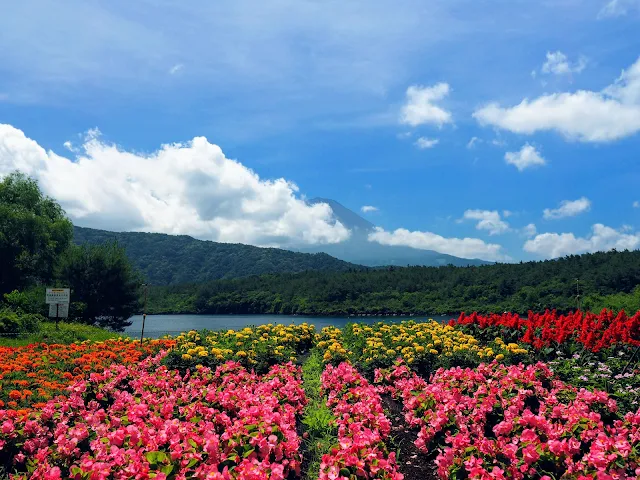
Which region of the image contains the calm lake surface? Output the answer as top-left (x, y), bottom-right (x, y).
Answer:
top-left (124, 314), bottom-right (456, 338)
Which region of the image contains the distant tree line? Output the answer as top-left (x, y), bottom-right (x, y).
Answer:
top-left (146, 250), bottom-right (640, 316)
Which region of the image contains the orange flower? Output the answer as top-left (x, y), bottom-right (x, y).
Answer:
top-left (9, 390), bottom-right (21, 400)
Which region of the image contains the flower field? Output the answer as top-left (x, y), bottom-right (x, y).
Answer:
top-left (166, 323), bottom-right (315, 373)
top-left (0, 310), bottom-right (639, 479)
top-left (0, 339), bottom-right (174, 415)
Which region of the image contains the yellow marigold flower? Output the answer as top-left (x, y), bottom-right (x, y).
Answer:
top-left (495, 354), bottom-right (505, 361)
top-left (236, 351), bottom-right (247, 357)
top-left (182, 354), bottom-right (193, 361)
top-left (429, 349), bottom-right (439, 355)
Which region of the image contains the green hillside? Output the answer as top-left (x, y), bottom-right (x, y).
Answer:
top-left (73, 226), bottom-right (364, 285)
top-left (146, 249), bottom-right (640, 315)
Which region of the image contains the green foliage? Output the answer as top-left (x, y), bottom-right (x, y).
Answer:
top-left (56, 242), bottom-right (142, 331)
top-left (548, 345), bottom-right (640, 414)
top-left (2, 287), bottom-right (48, 317)
top-left (583, 286), bottom-right (640, 313)
top-left (73, 226), bottom-right (363, 286)
top-left (0, 307), bottom-right (42, 337)
top-left (0, 321), bottom-right (123, 346)
top-left (0, 172), bottom-right (73, 294)
top-left (147, 249), bottom-right (640, 315)
top-left (301, 351), bottom-right (337, 480)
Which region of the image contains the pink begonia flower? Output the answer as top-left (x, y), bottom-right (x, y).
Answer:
top-left (319, 363), bottom-right (403, 480)
top-left (3, 355), bottom-right (307, 480)
top-left (1, 420), bottom-right (15, 434)
top-left (373, 359), bottom-right (640, 480)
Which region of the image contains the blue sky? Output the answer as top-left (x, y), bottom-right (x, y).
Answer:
top-left (1, 0), bottom-right (640, 262)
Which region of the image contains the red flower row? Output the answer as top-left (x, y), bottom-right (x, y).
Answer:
top-left (450, 309), bottom-right (640, 351)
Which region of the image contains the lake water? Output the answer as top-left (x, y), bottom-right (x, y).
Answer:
top-left (124, 314), bottom-right (456, 338)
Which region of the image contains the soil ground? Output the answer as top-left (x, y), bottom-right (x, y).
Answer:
top-left (382, 394), bottom-right (439, 480)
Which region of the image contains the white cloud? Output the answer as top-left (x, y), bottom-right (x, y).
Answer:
top-left (543, 197), bottom-right (591, 220)
top-left (361, 205), bottom-right (378, 213)
top-left (400, 83), bottom-right (452, 127)
top-left (396, 131), bottom-right (413, 139)
top-left (523, 223), bottom-right (537, 237)
top-left (462, 209), bottom-right (510, 235)
top-left (169, 63), bottom-right (184, 75)
top-left (504, 144), bottom-right (546, 171)
top-left (368, 227), bottom-right (507, 261)
top-left (491, 138), bottom-right (506, 147)
top-left (541, 51), bottom-right (587, 76)
top-left (62, 141), bottom-right (77, 152)
top-left (634, 200), bottom-right (640, 208)
top-left (524, 224), bottom-right (640, 258)
top-left (414, 137), bottom-right (439, 149)
top-left (467, 136), bottom-right (480, 149)
top-left (473, 57), bottom-right (640, 142)
top-left (0, 124), bottom-right (350, 247)
top-left (502, 210), bottom-right (513, 218)
top-left (598, 0), bottom-right (640, 18)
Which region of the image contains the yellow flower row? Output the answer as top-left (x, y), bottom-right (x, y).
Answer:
top-left (343, 320), bottom-right (529, 367)
top-left (171, 323), bottom-right (315, 366)
top-left (316, 326), bottom-right (350, 364)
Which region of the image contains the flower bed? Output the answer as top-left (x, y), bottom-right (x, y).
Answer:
top-left (335, 321), bottom-right (527, 375)
top-left (375, 360), bottom-right (640, 479)
top-left (320, 362), bottom-right (403, 480)
top-left (0, 338), bottom-right (174, 414)
top-left (451, 310), bottom-right (640, 352)
top-left (166, 323), bottom-right (315, 373)
top-left (0, 356), bottom-right (306, 479)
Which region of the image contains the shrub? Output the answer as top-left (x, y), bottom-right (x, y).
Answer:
top-left (0, 308), bottom-right (41, 337)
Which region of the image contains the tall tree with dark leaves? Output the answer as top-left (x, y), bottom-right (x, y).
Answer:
top-left (56, 242), bottom-right (142, 331)
top-left (0, 172), bottom-right (73, 294)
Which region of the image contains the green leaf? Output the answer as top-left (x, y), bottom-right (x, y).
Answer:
top-left (146, 451), bottom-right (158, 464)
top-left (242, 447), bottom-right (255, 458)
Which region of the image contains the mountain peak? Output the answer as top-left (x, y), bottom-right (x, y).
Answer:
top-left (303, 197), bottom-right (492, 268)
top-left (308, 197), bottom-right (375, 233)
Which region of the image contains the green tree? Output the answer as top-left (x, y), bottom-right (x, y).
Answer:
top-left (56, 242), bottom-right (142, 331)
top-left (0, 172), bottom-right (73, 294)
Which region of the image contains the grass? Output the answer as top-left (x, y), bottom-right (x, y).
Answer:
top-left (300, 350), bottom-right (337, 480)
top-left (0, 321), bottom-right (125, 346)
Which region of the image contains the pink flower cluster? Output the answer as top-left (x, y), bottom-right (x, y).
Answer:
top-left (375, 360), bottom-right (640, 480)
top-left (319, 362), bottom-right (403, 480)
top-left (0, 354), bottom-right (306, 479)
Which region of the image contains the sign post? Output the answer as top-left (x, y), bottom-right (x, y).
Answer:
top-left (46, 288), bottom-right (70, 329)
top-left (140, 284), bottom-right (148, 345)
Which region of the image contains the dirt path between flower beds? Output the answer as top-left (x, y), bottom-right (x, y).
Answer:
top-left (382, 395), bottom-right (439, 480)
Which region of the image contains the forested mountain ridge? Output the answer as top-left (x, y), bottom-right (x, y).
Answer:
top-left (146, 249), bottom-right (640, 315)
top-left (73, 226), bottom-right (365, 285)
